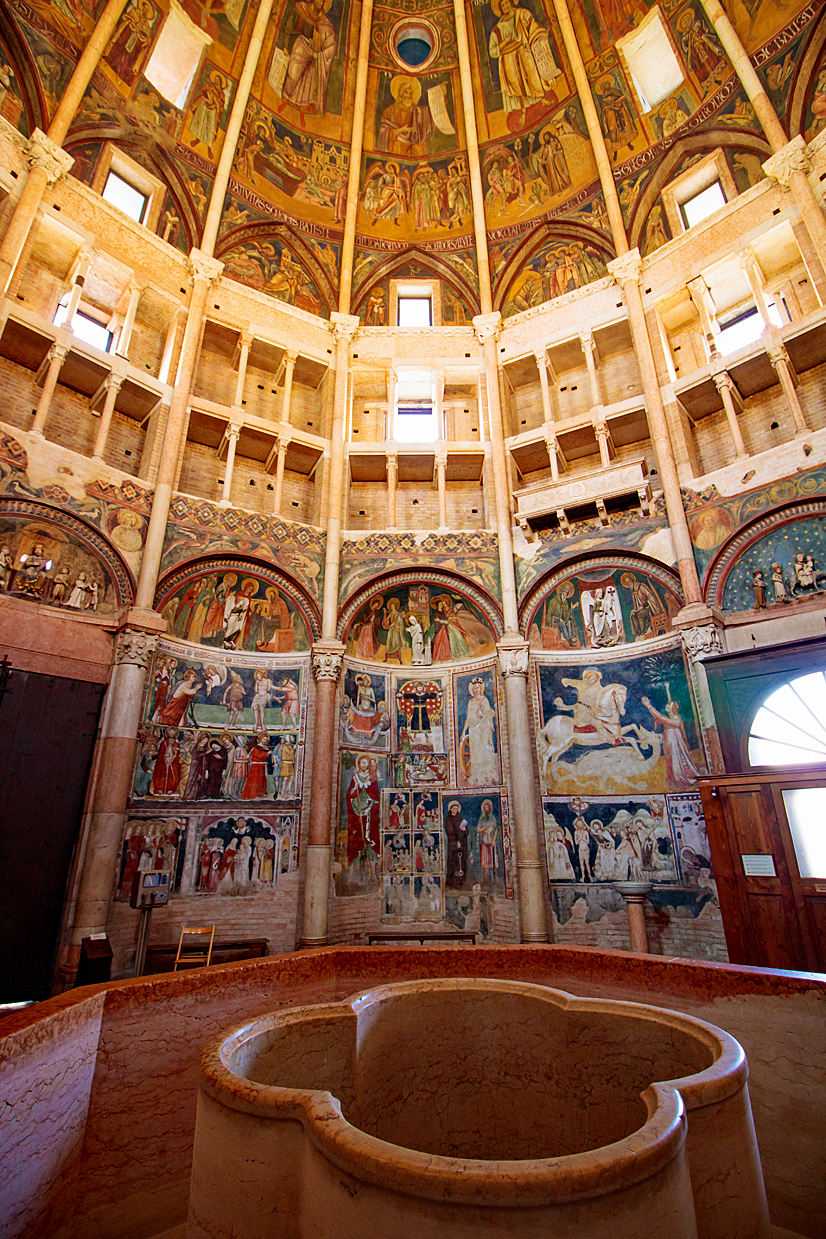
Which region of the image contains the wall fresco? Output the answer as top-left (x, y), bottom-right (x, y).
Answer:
top-left (335, 749), bottom-right (386, 895)
top-left (339, 666), bottom-right (391, 750)
top-left (534, 642), bottom-right (705, 795)
top-left (501, 233), bottom-right (609, 317)
top-left (116, 817), bottom-right (188, 899)
top-left (666, 791), bottom-right (715, 890)
top-left (453, 663), bottom-right (501, 788)
top-left (194, 812), bottom-right (298, 894)
top-left (156, 563), bottom-right (313, 651)
top-left (717, 511), bottom-right (826, 613)
top-left (543, 794), bottom-right (676, 883)
top-left (343, 583), bottom-right (497, 665)
top-left (338, 532), bottom-right (500, 603)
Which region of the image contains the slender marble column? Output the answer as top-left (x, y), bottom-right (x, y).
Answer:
top-left (767, 343), bottom-right (808, 432)
top-left (64, 250), bottom-right (92, 327)
top-left (281, 348), bottom-right (297, 426)
top-left (386, 450), bottom-right (398, 528)
top-left (595, 419), bottom-right (611, 468)
top-left (738, 250), bottom-right (773, 329)
top-left (712, 371), bottom-right (748, 457)
top-left (158, 306), bottom-right (184, 385)
top-left (535, 349), bottom-right (554, 424)
top-left (299, 643), bottom-right (344, 947)
top-left (115, 282), bottom-right (143, 359)
top-left (30, 343), bottom-right (69, 438)
top-left (134, 252), bottom-right (223, 610)
top-left (545, 428), bottom-right (560, 481)
top-left (337, 0), bottom-right (375, 312)
top-left (581, 332), bottom-right (601, 406)
top-left (92, 373), bottom-right (125, 461)
top-left (687, 275), bottom-right (720, 359)
top-left (273, 434), bottom-right (290, 514)
top-left (436, 446), bottom-right (448, 530)
top-left (553, 0), bottom-right (703, 608)
top-left (219, 424), bottom-right (241, 505)
top-left (498, 641), bottom-right (549, 942)
top-left (614, 882), bottom-right (653, 953)
top-left (59, 629), bottom-right (156, 982)
top-left (0, 0), bottom-right (129, 297)
top-left (233, 331), bottom-right (252, 407)
top-left (698, 0), bottom-right (826, 266)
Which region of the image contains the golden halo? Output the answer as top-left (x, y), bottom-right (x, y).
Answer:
top-left (677, 9), bottom-right (693, 30)
top-left (390, 74), bottom-right (421, 103)
top-left (386, 161), bottom-right (399, 175)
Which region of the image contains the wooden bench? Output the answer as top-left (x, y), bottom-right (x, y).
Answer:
top-left (367, 932), bottom-right (477, 945)
top-left (144, 938), bottom-right (269, 974)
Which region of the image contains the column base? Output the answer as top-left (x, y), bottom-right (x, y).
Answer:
top-left (218, 498), bottom-right (232, 507)
top-left (91, 454), bottom-right (105, 464)
top-left (298, 936), bottom-right (329, 949)
top-left (28, 428), bottom-right (44, 439)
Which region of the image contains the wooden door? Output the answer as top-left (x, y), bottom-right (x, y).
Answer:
top-left (0, 669), bottom-right (105, 1001)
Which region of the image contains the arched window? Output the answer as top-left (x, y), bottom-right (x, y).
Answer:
top-left (748, 670), bottom-right (826, 767)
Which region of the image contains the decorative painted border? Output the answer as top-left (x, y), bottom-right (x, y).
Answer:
top-left (155, 555), bottom-right (322, 638)
top-left (337, 569), bottom-right (504, 641)
top-left (519, 551), bottom-right (684, 638)
top-left (704, 500), bottom-right (826, 610)
top-left (0, 496), bottom-right (134, 605)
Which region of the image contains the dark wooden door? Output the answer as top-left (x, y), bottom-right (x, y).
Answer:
top-left (0, 669), bottom-right (105, 1001)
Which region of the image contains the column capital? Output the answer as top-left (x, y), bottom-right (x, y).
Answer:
top-left (47, 342), bottom-right (70, 365)
top-left (386, 449), bottom-right (398, 466)
top-left (311, 640), bottom-right (345, 681)
top-left (712, 370), bottom-right (735, 394)
top-left (187, 249), bottom-right (224, 286)
top-left (435, 448), bottom-right (448, 469)
top-left (227, 422), bottom-right (242, 439)
top-left (607, 248), bottom-right (642, 287)
top-left (104, 373), bottom-right (125, 393)
top-left (330, 311), bottom-right (360, 344)
top-left (238, 329), bottom-right (254, 350)
top-left (114, 628), bottom-right (157, 668)
top-left (543, 428), bottom-right (558, 450)
top-left (26, 129), bottom-right (73, 183)
top-left (686, 274), bottom-right (710, 299)
top-left (497, 639), bottom-right (530, 678)
top-left (767, 341), bottom-right (790, 367)
top-left (680, 622), bottom-right (724, 663)
top-left (472, 311), bottom-right (502, 346)
top-left (594, 418), bottom-right (609, 437)
top-left (277, 433), bottom-right (291, 452)
top-left (284, 347), bottom-right (299, 365)
top-left (762, 136), bottom-right (811, 188)
top-left (736, 247), bottom-right (758, 273)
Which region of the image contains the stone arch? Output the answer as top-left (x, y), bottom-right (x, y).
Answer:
top-left (215, 223), bottom-right (333, 317)
top-left (519, 551), bottom-right (684, 652)
top-left (154, 554), bottom-right (321, 652)
top-left (495, 225), bottom-right (614, 318)
top-left (0, 5), bottom-right (48, 134)
top-left (788, 9), bottom-right (826, 141)
top-left (350, 246), bottom-right (481, 325)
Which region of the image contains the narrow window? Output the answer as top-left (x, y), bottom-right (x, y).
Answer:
top-left (102, 170), bottom-right (148, 224)
top-left (398, 295), bottom-right (432, 328)
top-left (54, 300), bottom-right (113, 352)
top-left (680, 180), bottom-right (726, 229)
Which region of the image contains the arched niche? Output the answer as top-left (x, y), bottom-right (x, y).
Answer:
top-left (703, 500), bottom-right (826, 613)
top-left (155, 556), bottom-right (321, 653)
top-left (338, 569), bottom-right (503, 665)
top-left (216, 224), bottom-right (333, 317)
top-left (496, 226), bottom-right (613, 318)
top-left (0, 498), bottom-right (133, 615)
top-left (520, 552), bottom-right (684, 652)
top-left (350, 247), bottom-right (481, 326)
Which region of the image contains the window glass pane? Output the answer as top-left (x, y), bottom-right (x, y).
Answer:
top-left (682, 180), bottom-right (726, 228)
top-left (782, 788), bottom-right (826, 878)
top-left (144, 5), bottom-right (211, 108)
top-left (71, 313), bottom-right (111, 352)
top-left (717, 308), bottom-right (762, 355)
top-left (394, 407), bottom-right (438, 443)
top-left (398, 297), bottom-right (432, 328)
top-left (618, 12), bottom-right (684, 110)
top-left (748, 671), bottom-right (826, 766)
top-left (103, 172), bottom-right (147, 223)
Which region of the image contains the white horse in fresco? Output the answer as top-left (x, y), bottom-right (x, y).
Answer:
top-left (535, 676), bottom-right (657, 786)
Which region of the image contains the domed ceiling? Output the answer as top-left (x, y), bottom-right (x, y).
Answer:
top-left (0, 0), bottom-right (822, 321)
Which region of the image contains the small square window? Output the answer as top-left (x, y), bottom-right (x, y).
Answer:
top-left (54, 301), bottom-right (113, 352)
top-left (102, 170), bottom-right (148, 224)
top-left (398, 296), bottom-right (432, 328)
top-left (681, 180), bottom-right (726, 229)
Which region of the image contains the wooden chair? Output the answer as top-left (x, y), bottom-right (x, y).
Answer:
top-left (173, 925), bottom-right (215, 971)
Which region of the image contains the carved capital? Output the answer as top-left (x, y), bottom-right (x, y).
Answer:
top-left (762, 136), bottom-right (811, 188)
top-left (435, 450), bottom-right (448, 469)
top-left (26, 129), bottom-right (73, 183)
top-left (227, 423), bottom-right (242, 439)
top-left (187, 249), bottom-right (224, 286)
top-left (104, 373), bottom-right (125, 394)
top-left (607, 248), bottom-right (642, 287)
top-left (680, 623), bottom-right (723, 663)
top-left (473, 311), bottom-right (502, 347)
top-left (47, 343), bottom-right (70, 366)
top-left (712, 370), bottom-right (734, 394)
top-left (330, 311), bottom-right (360, 344)
top-left (284, 348), bottom-right (299, 366)
top-left (115, 629), bottom-right (157, 668)
top-left (767, 342), bottom-right (790, 368)
top-left (686, 275), bottom-right (710, 301)
top-left (277, 434), bottom-right (291, 454)
top-left (497, 640), bottom-right (530, 678)
top-left (594, 421), bottom-right (609, 439)
top-left (311, 641), bottom-right (345, 681)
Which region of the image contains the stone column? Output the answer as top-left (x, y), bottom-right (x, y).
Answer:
top-left (497, 640), bottom-right (549, 943)
top-left (545, 428), bottom-right (560, 482)
top-left (158, 305), bottom-right (184, 384)
top-left (767, 342), bottom-right (808, 433)
top-left (679, 621), bottom-right (726, 775)
top-left (436, 446), bottom-right (448, 531)
top-left (30, 342), bottom-right (69, 438)
top-left (219, 423), bottom-right (241, 506)
top-left (280, 348), bottom-right (297, 426)
top-left (581, 331), bottom-right (601, 406)
top-left (299, 642), bottom-right (344, 947)
top-left (64, 249), bottom-right (92, 327)
top-left (614, 882), bottom-right (653, 953)
top-left (59, 628), bottom-right (157, 983)
top-left (738, 250), bottom-right (773, 329)
top-left (134, 251), bottom-right (223, 612)
top-left (452, 0), bottom-right (494, 307)
top-left (233, 331), bottom-right (252, 407)
top-left (712, 371), bottom-right (748, 458)
top-left (0, 0), bottom-right (129, 298)
top-left (386, 368), bottom-right (397, 439)
top-left (115, 282), bottom-right (143, 359)
top-left (321, 314), bottom-right (360, 637)
top-left (386, 449), bottom-right (398, 529)
top-left (435, 368), bottom-right (446, 439)
top-left (594, 419), bottom-right (612, 467)
top-left (698, 0), bottom-right (826, 266)
top-left (92, 373), bottom-right (125, 461)
top-left (535, 349), bottom-right (554, 424)
top-left (687, 276), bottom-right (720, 360)
top-left (337, 0), bottom-right (375, 312)
top-left (273, 434), bottom-right (290, 514)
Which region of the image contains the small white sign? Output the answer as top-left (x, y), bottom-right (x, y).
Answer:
top-left (742, 854), bottom-right (777, 877)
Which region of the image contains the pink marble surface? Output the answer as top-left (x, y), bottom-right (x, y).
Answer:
top-left (0, 946), bottom-right (823, 1239)
top-left (0, 991), bottom-right (104, 1239)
